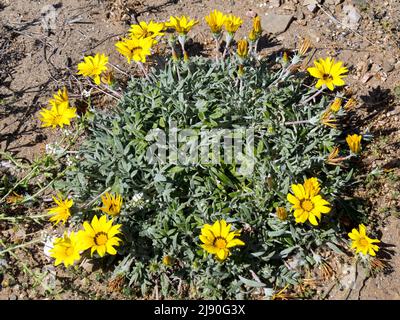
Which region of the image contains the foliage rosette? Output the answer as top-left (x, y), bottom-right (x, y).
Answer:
top-left (57, 55), bottom-right (356, 299)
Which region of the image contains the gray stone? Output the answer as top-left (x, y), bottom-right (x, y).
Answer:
top-left (303, 0), bottom-right (319, 12)
top-left (342, 4), bottom-right (362, 30)
top-left (262, 13), bottom-right (294, 34)
top-left (325, 0), bottom-right (344, 5)
top-left (268, 0), bottom-right (281, 8)
top-left (352, 0), bottom-right (369, 10)
top-left (383, 58), bottom-right (396, 73)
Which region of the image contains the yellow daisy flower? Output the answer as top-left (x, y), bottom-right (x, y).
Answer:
top-left (79, 215), bottom-right (122, 257)
top-left (344, 97), bottom-right (357, 110)
top-left (115, 37), bottom-right (154, 63)
top-left (303, 177), bottom-right (321, 198)
top-left (249, 29), bottom-right (258, 42)
top-left (39, 102), bottom-right (77, 129)
top-left (307, 57), bottom-right (348, 91)
top-left (50, 231), bottom-right (82, 267)
top-left (346, 134), bottom-right (362, 154)
top-left (199, 219), bottom-right (245, 261)
top-left (348, 224), bottom-right (380, 256)
top-left (165, 15), bottom-right (198, 35)
top-left (49, 87), bottom-right (69, 108)
top-left (162, 255), bottom-right (173, 266)
top-left (276, 207), bottom-right (288, 221)
top-left (236, 39), bottom-right (249, 59)
top-left (287, 178), bottom-right (331, 226)
top-left (223, 14), bottom-right (243, 34)
top-left (48, 194), bottom-right (73, 225)
top-left (320, 110), bottom-right (338, 129)
top-left (99, 192), bottom-right (122, 216)
top-left (330, 98), bottom-right (342, 113)
top-left (252, 16), bottom-right (262, 36)
top-left (129, 21), bottom-right (164, 39)
top-left (77, 53), bottom-right (109, 85)
top-left (205, 10), bottom-right (226, 34)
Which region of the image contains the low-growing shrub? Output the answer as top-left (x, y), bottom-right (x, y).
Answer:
top-left (55, 54), bottom-right (356, 298)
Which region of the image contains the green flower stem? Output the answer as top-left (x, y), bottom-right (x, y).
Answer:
top-left (0, 150), bottom-right (30, 169)
top-left (254, 38), bottom-right (259, 54)
top-left (20, 168), bottom-right (68, 204)
top-left (81, 186), bottom-right (112, 210)
top-left (0, 212), bottom-right (51, 222)
top-left (284, 120), bottom-right (312, 125)
top-left (215, 37), bottom-right (220, 62)
top-left (0, 167), bottom-right (38, 204)
top-left (0, 238), bottom-right (42, 256)
top-left (222, 33), bottom-right (233, 60)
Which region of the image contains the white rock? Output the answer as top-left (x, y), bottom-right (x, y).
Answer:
top-left (342, 4), bottom-right (362, 30)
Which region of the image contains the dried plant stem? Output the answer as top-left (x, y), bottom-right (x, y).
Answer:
top-left (137, 61), bottom-right (150, 80)
top-left (109, 62), bottom-right (130, 77)
top-left (301, 87), bottom-right (324, 105)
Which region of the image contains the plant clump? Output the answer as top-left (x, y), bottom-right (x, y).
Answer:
top-left (34, 11), bottom-right (378, 299)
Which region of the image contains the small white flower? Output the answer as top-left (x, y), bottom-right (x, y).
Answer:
top-left (65, 155), bottom-right (73, 166)
top-left (43, 235), bottom-right (56, 259)
top-left (82, 89), bottom-right (92, 98)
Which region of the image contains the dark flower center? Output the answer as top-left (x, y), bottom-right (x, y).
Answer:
top-left (94, 232), bottom-right (108, 246)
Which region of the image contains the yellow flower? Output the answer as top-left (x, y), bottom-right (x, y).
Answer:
top-left (39, 99), bottom-right (77, 129)
top-left (326, 146), bottom-right (345, 166)
top-left (162, 255), bottom-right (173, 266)
top-left (50, 231), bottom-right (82, 267)
top-left (77, 53), bottom-right (109, 85)
top-left (129, 21), bottom-right (164, 39)
top-left (320, 110), bottom-right (337, 129)
top-left (224, 14), bottom-right (243, 34)
top-left (249, 29), bottom-right (257, 42)
top-left (346, 134), bottom-right (362, 154)
top-left (49, 87), bottom-right (69, 108)
top-left (303, 177), bottom-right (321, 198)
top-left (236, 39), bottom-right (248, 59)
top-left (101, 70), bottom-right (114, 85)
top-left (307, 57), bottom-right (348, 91)
top-left (253, 16), bottom-right (262, 36)
top-left (344, 97), bottom-right (357, 110)
top-left (79, 215), bottom-right (122, 257)
top-left (287, 178), bottom-right (331, 226)
top-left (348, 224), bottom-right (380, 256)
top-left (282, 51), bottom-right (289, 64)
top-left (115, 37), bottom-right (153, 63)
top-left (330, 98), bottom-right (342, 113)
top-left (199, 219), bottom-right (244, 261)
top-left (205, 10), bottom-right (226, 34)
top-left (165, 15), bottom-right (198, 35)
top-left (276, 207), bottom-right (288, 221)
top-left (99, 192), bottom-right (122, 216)
top-left (48, 194), bottom-right (73, 225)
